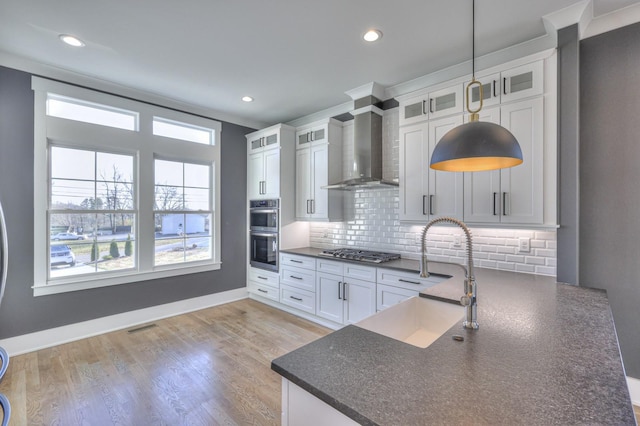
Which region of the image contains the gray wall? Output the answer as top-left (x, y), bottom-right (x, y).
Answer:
top-left (580, 22), bottom-right (640, 378)
top-left (556, 25), bottom-right (580, 285)
top-left (0, 65), bottom-right (252, 338)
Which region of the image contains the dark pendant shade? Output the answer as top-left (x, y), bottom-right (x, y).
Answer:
top-left (430, 121), bottom-right (523, 172)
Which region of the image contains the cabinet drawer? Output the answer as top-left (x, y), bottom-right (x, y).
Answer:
top-left (249, 268), bottom-right (279, 289)
top-left (344, 264), bottom-right (376, 282)
top-left (248, 281), bottom-right (279, 302)
top-left (376, 268), bottom-right (447, 292)
top-left (280, 265), bottom-right (316, 292)
top-left (377, 284), bottom-right (417, 311)
top-left (316, 259), bottom-right (344, 276)
top-left (281, 285), bottom-right (316, 314)
top-left (280, 253), bottom-right (316, 270)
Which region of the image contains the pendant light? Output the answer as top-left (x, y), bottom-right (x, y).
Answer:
top-left (430, 0), bottom-right (522, 172)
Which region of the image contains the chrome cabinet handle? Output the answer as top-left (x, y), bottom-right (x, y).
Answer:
top-left (429, 98), bottom-right (434, 113)
top-left (289, 275), bottom-right (303, 280)
top-left (343, 282), bottom-right (348, 301)
top-left (338, 281), bottom-right (342, 300)
top-left (503, 77), bottom-right (508, 95)
top-left (399, 279), bottom-right (420, 285)
top-left (421, 100), bottom-right (426, 115)
top-left (310, 199), bottom-right (315, 214)
top-left (493, 192), bottom-right (498, 216)
top-left (258, 288), bottom-right (268, 293)
top-left (290, 259), bottom-right (302, 264)
top-left (493, 80), bottom-right (498, 97)
top-left (290, 295), bottom-right (303, 302)
top-left (429, 195), bottom-right (434, 215)
top-left (257, 276), bottom-right (268, 280)
top-left (422, 195), bottom-right (428, 215)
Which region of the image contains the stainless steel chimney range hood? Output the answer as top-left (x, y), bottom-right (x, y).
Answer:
top-left (324, 82), bottom-right (399, 190)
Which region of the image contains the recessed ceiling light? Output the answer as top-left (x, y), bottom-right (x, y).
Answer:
top-left (59, 34), bottom-right (85, 47)
top-left (242, 96), bottom-right (254, 102)
top-left (363, 29), bottom-right (382, 42)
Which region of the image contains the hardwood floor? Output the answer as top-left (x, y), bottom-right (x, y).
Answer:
top-left (0, 299), bottom-right (330, 425)
top-left (635, 404), bottom-right (640, 424)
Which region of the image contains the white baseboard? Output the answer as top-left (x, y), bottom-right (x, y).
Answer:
top-left (628, 376), bottom-right (640, 406)
top-left (0, 288), bottom-right (248, 356)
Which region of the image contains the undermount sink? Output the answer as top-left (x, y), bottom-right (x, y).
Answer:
top-left (355, 296), bottom-right (464, 348)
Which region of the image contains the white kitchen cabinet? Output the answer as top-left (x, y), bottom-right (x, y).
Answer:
top-left (246, 124), bottom-right (295, 200)
top-left (399, 83), bottom-right (463, 126)
top-left (315, 259), bottom-right (376, 325)
top-left (248, 131), bottom-right (279, 153)
top-left (501, 61), bottom-right (543, 103)
top-left (280, 253), bottom-right (317, 314)
top-left (247, 267), bottom-right (280, 302)
top-left (295, 119), bottom-right (343, 221)
top-left (376, 268), bottom-right (446, 311)
top-left (399, 115), bottom-right (464, 222)
top-left (465, 72), bottom-right (502, 111)
top-left (463, 98), bottom-right (544, 224)
top-left (466, 61), bottom-right (543, 112)
top-left (281, 378), bottom-right (359, 426)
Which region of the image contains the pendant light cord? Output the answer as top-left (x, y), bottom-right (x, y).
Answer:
top-left (472, 0), bottom-right (475, 80)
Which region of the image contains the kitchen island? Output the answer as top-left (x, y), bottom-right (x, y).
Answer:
top-left (271, 254), bottom-right (636, 425)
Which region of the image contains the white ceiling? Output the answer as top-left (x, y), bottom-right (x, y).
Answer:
top-left (0, 0), bottom-right (638, 128)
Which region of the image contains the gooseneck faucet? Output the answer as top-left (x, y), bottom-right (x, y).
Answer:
top-left (420, 217), bottom-right (479, 330)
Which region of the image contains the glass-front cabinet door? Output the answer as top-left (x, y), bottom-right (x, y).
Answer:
top-left (428, 84), bottom-right (463, 119)
top-left (399, 92), bottom-right (429, 126)
top-left (501, 61), bottom-right (543, 103)
top-left (466, 72), bottom-right (501, 111)
top-left (249, 132), bottom-right (279, 152)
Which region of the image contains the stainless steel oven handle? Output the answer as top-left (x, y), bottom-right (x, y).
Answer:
top-left (252, 209), bottom-right (278, 214)
top-left (251, 232), bottom-right (277, 237)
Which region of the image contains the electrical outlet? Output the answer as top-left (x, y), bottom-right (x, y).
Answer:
top-left (518, 237), bottom-right (530, 253)
top-left (453, 235), bottom-right (462, 249)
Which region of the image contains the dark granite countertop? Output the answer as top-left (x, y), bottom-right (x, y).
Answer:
top-left (272, 248), bottom-right (636, 425)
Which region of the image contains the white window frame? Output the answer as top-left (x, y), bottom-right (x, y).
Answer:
top-left (33, 77), bottom-right (222, 296)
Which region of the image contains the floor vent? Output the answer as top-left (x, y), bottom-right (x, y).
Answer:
top-left (127, 324), bottom-right (157, 333)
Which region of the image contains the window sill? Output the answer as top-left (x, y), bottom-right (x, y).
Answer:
top-left (33, 262), bottom-right (221, 296)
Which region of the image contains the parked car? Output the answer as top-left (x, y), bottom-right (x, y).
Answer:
top-left (51, 232), bottom-right (85, 241)
top-left (50, 244), bottom-right (76, 267)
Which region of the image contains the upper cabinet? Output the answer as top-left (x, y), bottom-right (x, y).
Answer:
top-left (246, 124), bottom-right (295, 200)
top-left (398, 55), bottom-right (553, 226)
top-left (248, 131), bottom-right (279, 153)
top-left (399, 83), bottom-right (463, 126)
top-left (463, 98), bottom-right (544, 224)
top-left (295, 119), bottom-right (343, 221)
top-left (399, 115), bottom-right (464, 222)
top-left (466, 61), bottom-right (544, 111)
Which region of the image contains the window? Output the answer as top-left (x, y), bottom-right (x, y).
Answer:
top-left (33, 77), bottom-right (221, 296)
top-left (49, 147), bottom-right (136, 279)
top-left (154, 159), bottom-right (213, 266)
top-left (47, 94), bottom-right (139, 131)
top-left (153, 117), bottom-right (214, 145)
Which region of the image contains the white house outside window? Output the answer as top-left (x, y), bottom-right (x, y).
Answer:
top-left (32, 77), bottom-right (221, 296)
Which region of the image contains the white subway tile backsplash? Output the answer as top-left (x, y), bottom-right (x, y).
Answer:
top-left (307, 108), bottom-right (556, 277)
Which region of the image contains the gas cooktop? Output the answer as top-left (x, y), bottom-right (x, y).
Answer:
top-left (318, 248), bottom-right (401, 264)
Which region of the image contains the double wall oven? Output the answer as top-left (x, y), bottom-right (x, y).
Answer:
top-left (249, 199), bottom-right (279, 272)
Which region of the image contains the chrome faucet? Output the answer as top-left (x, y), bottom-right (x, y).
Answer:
top-left (419, 217), bottom-right (479, 330)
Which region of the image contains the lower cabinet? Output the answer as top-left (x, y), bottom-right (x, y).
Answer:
top-left (316, 259), bottom-right (376, 325)
top-left (282, 378), bottom-right (359, 426)
top-left (247, 267), bottom-right (279, 302)
top-left (280, 254), bottom-right (317, 314)
top-left (376, 267), bottom-right (446, 311)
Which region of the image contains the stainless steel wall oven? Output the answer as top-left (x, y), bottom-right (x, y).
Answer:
top-left (249, 199), bottom-right (279, 272)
